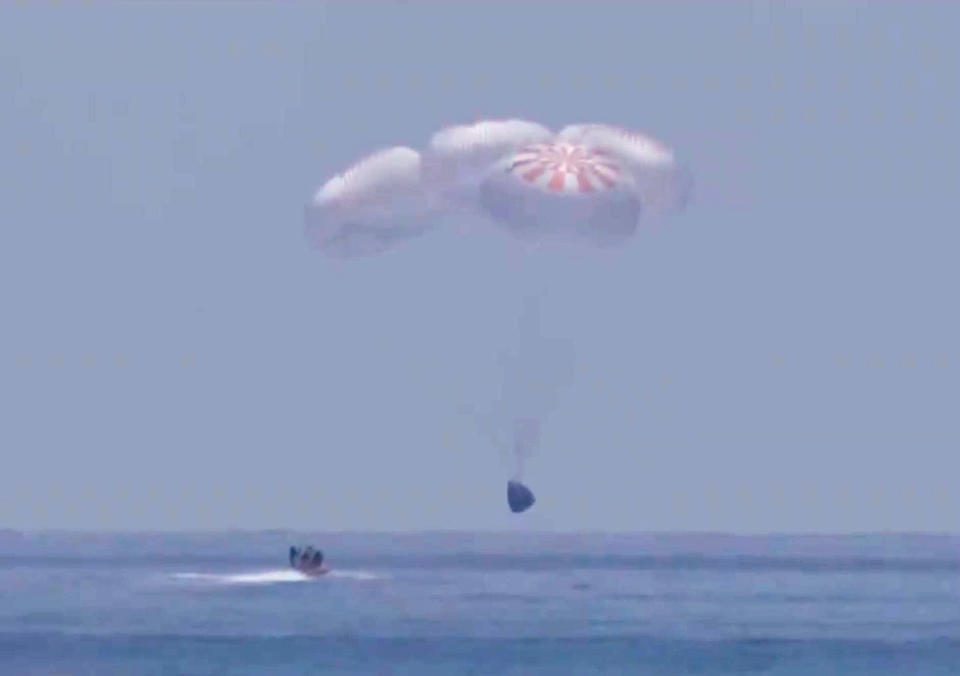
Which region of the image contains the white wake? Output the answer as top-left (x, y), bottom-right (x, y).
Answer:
top-left (171, 568), bottom-right (386, 585)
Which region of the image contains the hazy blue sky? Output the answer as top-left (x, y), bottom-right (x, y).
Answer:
top-left (2, 2), bottom-right (958, 532)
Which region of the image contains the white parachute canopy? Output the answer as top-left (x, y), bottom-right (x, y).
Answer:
top-left (557, 123), bottom-right (692, 218)
top-left (304, 119), bottom-right (689, 257)
top-left (422, 119), bottom-right (553, 211)
top-left (477, 141), bottom-right (644, 247)
top-left (304, 146), bottom-right (434, 258)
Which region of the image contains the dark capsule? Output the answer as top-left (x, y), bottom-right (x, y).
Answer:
top-left (507, 480), bottom-right (535, 513)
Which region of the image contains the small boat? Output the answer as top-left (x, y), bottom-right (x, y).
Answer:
top-left (289, 545), bottom-right (329, 576)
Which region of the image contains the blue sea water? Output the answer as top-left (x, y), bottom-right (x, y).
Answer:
top-left (1, 532), bottom-right (958, 674)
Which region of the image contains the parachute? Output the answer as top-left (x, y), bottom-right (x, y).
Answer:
top-left (477, 140), bottom-right (641, 246)
top-left (556, 123), bottom-right (693, 218)
top-left (423, 119), bottom-right (553, 212)
top-left (305, 119), bottom-right (689, 256)
top-left (304, 119), bottom-right (690, 514)
top-left (304, 146), bottom-right (435, 258)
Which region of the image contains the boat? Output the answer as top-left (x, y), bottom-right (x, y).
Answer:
top-left (289, 546), bottom-right (330, 576)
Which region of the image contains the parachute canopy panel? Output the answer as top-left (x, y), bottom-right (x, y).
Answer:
top-left (423, 119), bottom-right (553, 208)
top-left (557, 123), bottom-right (676, 167)
top-left (426, 119), bottom-right (553, 170)
top-left (557, 123), bottom-right (691, 216)
top-left (305, 146), bottom-right (431, 258)
top-left (478, 141), bottom-right (642, 246)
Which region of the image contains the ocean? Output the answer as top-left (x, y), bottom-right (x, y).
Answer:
top-left (1, 532), bottom-right (958, 674)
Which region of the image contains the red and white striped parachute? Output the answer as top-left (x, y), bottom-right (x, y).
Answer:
top-left (304, 119), bottom-right (690, 257)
